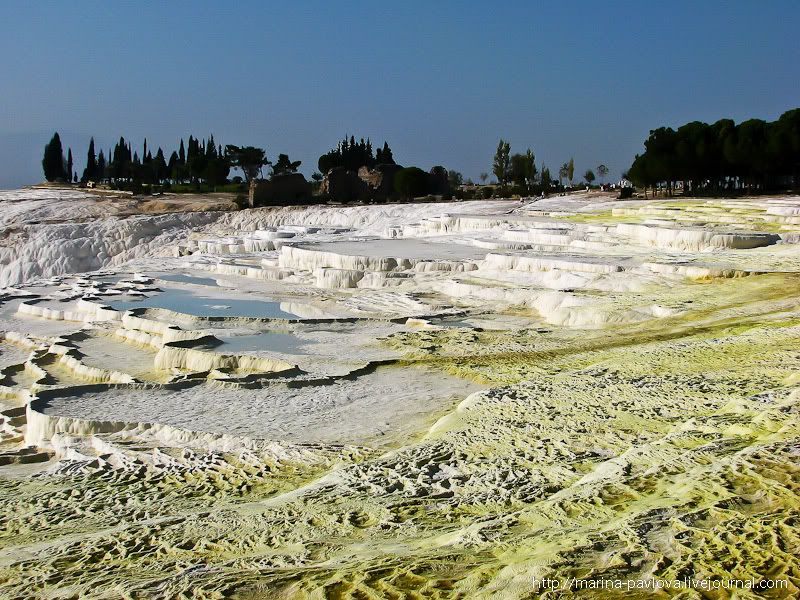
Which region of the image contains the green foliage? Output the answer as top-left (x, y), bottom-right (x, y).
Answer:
top-left (168, 182), bottom-right (247, 194)
top-left (541, 165), bottom-right (552, 191)
top-left (272, 153), bottom-right (302, 178)
top-left (447, 170), bottom-right (463, 188)
top-left (42, 132), bottom-right (67, 182)
top-left (628, 109), bottom-right (800, 195)
top-left (557, 163), bottom-right (566, 185)
top-left (225, 145), bottom-right (269, 183)
top-left (596, 164), bottom-right (609, 183)
top-left (153, 148), bottom-right (168, 184)
top-left (394, 167), bottom-right (429, 199)
top-left (510, 148), bottom-right (536, 189)
top-left (226, 144), bottom-right (269, 207)
top-left (318, 136), bottom-right (392, 173)
top-left (82, 138), bottom-right (97, 182)
top-left (584, 169), bottom-right (595, 184)
top-left (492, 139), bottom-right (511, 186)
top-left (204, 154), bottom-right (230, 186)
top-left (525, 149), bottom-right (537, 185)
top-left (97, 150), bottom-right (106, 180)
top-left (66, 148), bottom-right (73, 184)
top-left (375, 141), bottom-right (395, 165)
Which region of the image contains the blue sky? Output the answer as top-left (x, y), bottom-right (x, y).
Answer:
top-left (1, 0), bottom-right (798, 189)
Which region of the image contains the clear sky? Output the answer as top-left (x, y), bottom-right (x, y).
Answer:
top-left (1, 0), bottom-right (798, 189)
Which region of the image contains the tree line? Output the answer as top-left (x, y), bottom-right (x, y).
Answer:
top-left (42, 133), bottom-right (76, 183)
top-left (315, 136), bottom-right (456, 202)
top-left (45, 133), bottom-right (236, 188)
top-left (628, 109), bottom-right (800, 196)
top-left (42, 132), bottom-right (305, 200)
top-left (42, 129), bottom-right (618, 204)
top-left (487, 139), bottom-right (609, 197)
top-left (317, 136), bottom-right (395, 173)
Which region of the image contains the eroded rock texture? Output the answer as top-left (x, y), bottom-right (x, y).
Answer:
top-left (1, 190), bottom-right (800, 598)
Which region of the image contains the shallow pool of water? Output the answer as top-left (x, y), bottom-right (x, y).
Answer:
top-left (157, 273), bottom-right (220, 287)
top-left (216, 331), bottom-right (307, 355)
top-left (429, 317), bottom-right (473, 329)
top-left (109, 288), bottom-right (298, 319)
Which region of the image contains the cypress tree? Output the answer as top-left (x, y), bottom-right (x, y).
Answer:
top-left (84, 137), bottom-right (97, 182)
top-left (97, 150), bottom-right (106, 182)
top-left (377, 141), bottom-right (394, 165)
top-left (66, 148), bottom-right (73, 185)
top-left (42, 132), bottom-right (66, 182)
top-left (178, 139), bottom-right (186, 165)
top-left (155, 148), bottom-right (167, 183)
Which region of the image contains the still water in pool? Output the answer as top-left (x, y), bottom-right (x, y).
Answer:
top-left (216, 331), bottom-right (307, 355)
top-left (110, 288), bottom-right (298, 319)
top-left (156, 273), bottom-right (220, 287)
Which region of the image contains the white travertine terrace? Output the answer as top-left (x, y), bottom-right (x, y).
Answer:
top-left (3, 189), bottom-right (800, 598)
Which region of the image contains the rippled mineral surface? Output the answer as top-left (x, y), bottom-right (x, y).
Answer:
top-left (1, 189), bottom-right (799, 598)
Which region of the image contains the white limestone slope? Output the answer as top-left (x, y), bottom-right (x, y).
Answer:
top-left (0, 190), bottom-right (526, 286)
top-left (0, 188), bottom-right (223, 286)
top-left (3, 190), bottom-right (800, 599)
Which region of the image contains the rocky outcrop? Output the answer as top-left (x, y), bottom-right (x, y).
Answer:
top-left (321, 167), bottom-right (368, 202)
top-left (358, 164), bottom-right (403, 198)
top-left (322, 164), bottom-right (403, 202)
